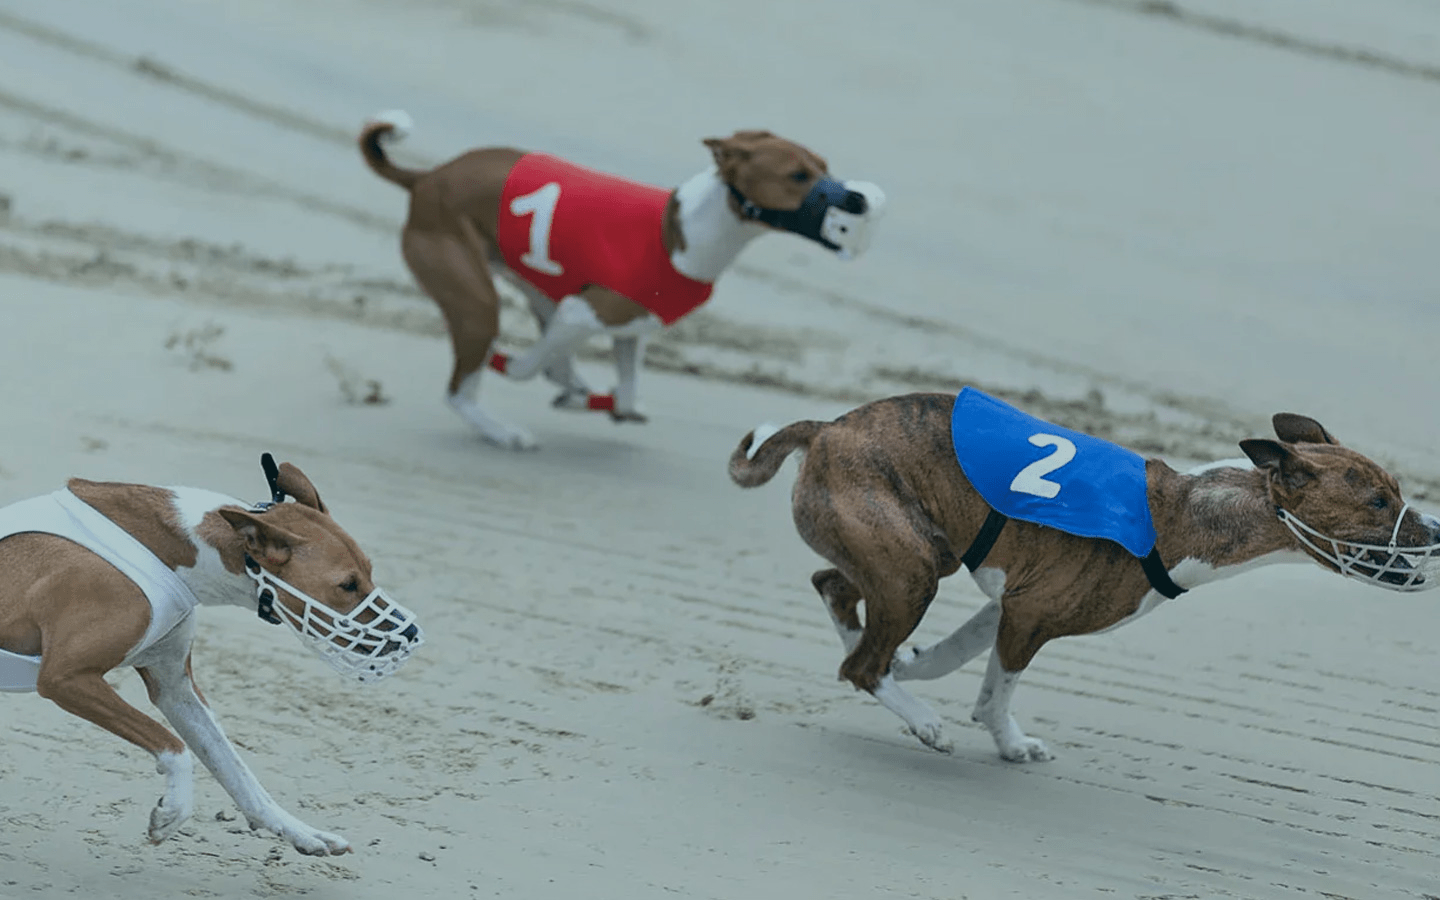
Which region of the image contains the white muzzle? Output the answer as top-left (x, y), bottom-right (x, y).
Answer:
top-left (1279, 503), bottom-right (1440, 592)
top-left (247, 566), bottom-right (424, 683)
top-left (824, 180), bottom-right (886, 261)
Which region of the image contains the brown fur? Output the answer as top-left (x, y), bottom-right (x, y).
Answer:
top-left (0, 463), bottom-right (376, 784)
top-left (731, 393), bottom-right (1430, 691)
top-left (358, 121), bottom-right (835, 401)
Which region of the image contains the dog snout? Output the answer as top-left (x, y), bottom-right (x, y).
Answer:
top-left (841, 190), bottom-right (869, 215)
top-left (1421, 512), bottom-right (1440, 542)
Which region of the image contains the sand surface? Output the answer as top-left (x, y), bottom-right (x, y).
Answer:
top-left (0, 1), bottom-right (1437, 897)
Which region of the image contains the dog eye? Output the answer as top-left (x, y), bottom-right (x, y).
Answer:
top-left (789, 170), bottom-right (811, 183)
top-left (1371, 495), bottom-right (1390, 510)
top-left (340, 577), bottom-right (360, 593)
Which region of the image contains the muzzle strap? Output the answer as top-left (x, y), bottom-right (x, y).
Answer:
top-left (260, 452), bottom-right (285, 504)
top-left (245, 555), bottom-right (283, 625)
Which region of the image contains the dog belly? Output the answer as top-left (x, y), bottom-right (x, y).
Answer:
top-left (0, 646), bottom-right (41, 692)
top-left (1092, 590), bottom-right (1168, 635)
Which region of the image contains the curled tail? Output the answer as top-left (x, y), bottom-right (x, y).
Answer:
top-left (358, 110), bottom-right (424, 190)
top-left (729, 420), bottom-right (824, 488)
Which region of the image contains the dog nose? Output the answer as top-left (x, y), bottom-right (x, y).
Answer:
top-left (841, 190), bottom-right (869, 215)
top-left (1422, 512), bottom-right (1440, 541)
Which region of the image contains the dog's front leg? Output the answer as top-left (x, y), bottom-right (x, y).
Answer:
top-left (609, 334), bottom-right (650, 423)
top-left (501, 295), bottom-right (603, 382)
top-left (138, 639), bottom-right (350, 855)
top-left (520, 290), bottom-right (597, 402)
top-left (891, 600), bottom-right (1001, 681)
top-left (971, 649), bottom-right (1052, 763)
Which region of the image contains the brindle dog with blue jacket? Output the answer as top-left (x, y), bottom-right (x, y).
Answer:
top-left (730, 389), bottom-right (1440, 762)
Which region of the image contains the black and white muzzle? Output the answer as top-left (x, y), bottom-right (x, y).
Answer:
top-left (730, 177), bottom-right (886, 260)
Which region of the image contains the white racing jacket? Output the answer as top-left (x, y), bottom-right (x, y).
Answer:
top-left (0, 489), bottom-right (199, 692)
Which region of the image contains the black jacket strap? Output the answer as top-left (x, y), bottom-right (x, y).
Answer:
top-left (961, 509), bottom-right (1009, 572)
top-left (1140, 548), bottom-right (1187, 599)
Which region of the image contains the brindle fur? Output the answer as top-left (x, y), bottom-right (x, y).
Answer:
top-left (730, 392), bottom-right (1436, 760)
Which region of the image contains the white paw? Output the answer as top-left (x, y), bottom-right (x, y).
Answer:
top-left (550, 388), bottom-right (592, 411)
top-left (906, 719), bottom-right (954, 754)
top-left (487, 425), bottom-right (538, 451)
top-left (286, 826), bottom-right (352, 857)
top-left (251, 814), bottom-right (352, 856)
top-left (890, 646), bottom-right (922, 680)
top-left (998, 735), bottom-right (1053, 763)
top-left (447, 396), bottom-right (538, 450)
top-left (610, 405), bottom-right (648, 424)
top-left (146, 793), bottom-right (192, 844)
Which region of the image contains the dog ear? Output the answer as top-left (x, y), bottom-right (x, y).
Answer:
top-left (1272, 413), bottom-right (1340, 446)
top-left (274, 462), bottom-right (328, 514)
top-left (703, 137), bottom-right (752, 167)
top-left (1240, 438), bottom-right (1317, 490)
top-left (216, 508), bottom-right (301, 567)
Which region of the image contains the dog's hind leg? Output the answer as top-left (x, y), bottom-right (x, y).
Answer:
top-left (842, 568), bottom-right (955, 753)
top-left (402, 227), bottom-right (537, 450)
top-left (811, 568), bottom-right (863, 654)
top-left (796, 469), bottom-right (956, 751)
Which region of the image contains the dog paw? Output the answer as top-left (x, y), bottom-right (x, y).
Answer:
top-left (609, 408), bottom-right (648, 424)
top-left (890, 646), bottom-right (922, 679)
top-left (907, 721), bottom-right (954, 754)
top-left (482, 424), bottom-right (538, 451)
top-left (147, 794), bottom-right (192, 844)
top-left (287, 827), bottom-right (352, 856)
top-left (252, 813), bottom-right (352, 856)
top-left (998, 736), bottom-right (1053, 763)
top-left (551, 389), bottom-right (592, 411)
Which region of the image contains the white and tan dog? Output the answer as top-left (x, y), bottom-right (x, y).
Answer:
top-left (358, 111), bottom-right (885, 450)
top-left (0, 455), bottom-right (423, 855)
top-left (730, 391), bottom-right (1440, 762)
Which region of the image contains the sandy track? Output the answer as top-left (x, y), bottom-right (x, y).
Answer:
top-left (1, 1), bottom-right (1437, 898)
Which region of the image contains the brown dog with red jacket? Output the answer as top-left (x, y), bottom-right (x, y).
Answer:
top-left (358, 110), bottom-right (885, 450)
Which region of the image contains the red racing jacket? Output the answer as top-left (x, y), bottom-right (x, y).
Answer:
top-left (496, 153), bottom-right (714, 325)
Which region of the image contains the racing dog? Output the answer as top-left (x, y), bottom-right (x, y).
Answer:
top-left (729, 389), bottom-right (1440, 761)
top-left (358, 111), bottom-right (885, 450)
top-left (0, 456), bottom-right (423, 854)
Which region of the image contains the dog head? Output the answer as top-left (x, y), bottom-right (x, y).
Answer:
top-left (214, 461), bottom-right (423, 683)
top-left (703, 130), bottom-right (885, 259)
top-left (1240, 413), bottom-right (1440, 590)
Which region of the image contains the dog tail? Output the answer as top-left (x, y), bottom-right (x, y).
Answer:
top-left (729, 420), bottom-right (824, 488)
top-left (359, 110), bottom-right (423, 190)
